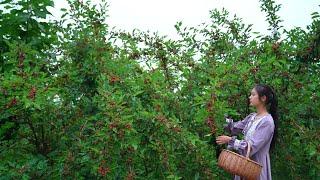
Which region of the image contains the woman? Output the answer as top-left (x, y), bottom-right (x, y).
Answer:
top-left (216, 84), bottom-right (278, 180)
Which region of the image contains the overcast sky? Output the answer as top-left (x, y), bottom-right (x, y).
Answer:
top-left (50, 0), bottom-right (319, 39)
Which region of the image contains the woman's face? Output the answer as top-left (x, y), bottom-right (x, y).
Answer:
top-left (249, 88), bottom-right (265, 107)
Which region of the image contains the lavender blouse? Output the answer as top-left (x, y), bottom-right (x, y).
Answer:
top-left (224, 113), bottom-right (275, 180)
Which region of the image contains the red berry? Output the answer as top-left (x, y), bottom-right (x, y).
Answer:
top-left (5, 98), bottom-right (18, 108)
top-left (171, 126), bottom-right (181, 133)
top-left (272, 43), bottom-right (280, 51)
top-left (18, 52), bottom-right (25, 68)
top-left (155, 115), bottom-right (167, 123)
top-left (109, 123), bottom-right (117, 130)
top-left (126, 171), bottom-right (135, 180)
top-left (28, 87), bottom-right (37, 100)
top-left (98, 166), bottom-right (110, 176)
top-left (125, 124), bottom-right (132, 130)
top-left (109, 75), bottom-right (120, 84)
top-left (206, 101), bottom-right (213, 112)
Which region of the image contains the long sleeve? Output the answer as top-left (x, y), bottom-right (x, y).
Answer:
top-left (224, 113), bottom-right (255, 136)
top-left (227, 120), bottom-right (274, 157)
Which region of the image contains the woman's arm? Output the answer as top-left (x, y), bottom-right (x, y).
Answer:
top-left (227, 120), bottom-right (274, 157)
top-left (224, 113), bottom-right (255, 136)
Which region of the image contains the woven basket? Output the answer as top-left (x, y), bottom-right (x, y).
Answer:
top-left (218, 142), bottom-right (262, 180)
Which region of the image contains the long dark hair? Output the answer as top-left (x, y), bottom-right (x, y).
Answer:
top-left (254, 84), bottom-right (278, 151)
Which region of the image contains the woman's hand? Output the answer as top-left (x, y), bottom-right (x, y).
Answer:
top-left (216, 135), bottom-right (232, 145)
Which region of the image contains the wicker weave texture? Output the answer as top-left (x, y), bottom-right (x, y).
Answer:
top-left (218, 145), bottom-right (262, 180)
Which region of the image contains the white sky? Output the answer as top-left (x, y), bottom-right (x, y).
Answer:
top-left (50, 0), bottom-right (319, 39)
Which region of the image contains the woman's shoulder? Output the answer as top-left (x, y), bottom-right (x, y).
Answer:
top-left (266, 114), bottom-right (275, 125)
top-left (245, 112), bottom-right (256, 119)
top-left (239, 112), bottom-right (256, 123)
top-left (259, 114), bottom-right (275, 128)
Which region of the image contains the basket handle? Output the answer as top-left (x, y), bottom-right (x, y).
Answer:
top-left (246, 141), bottom-right (251, 159)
